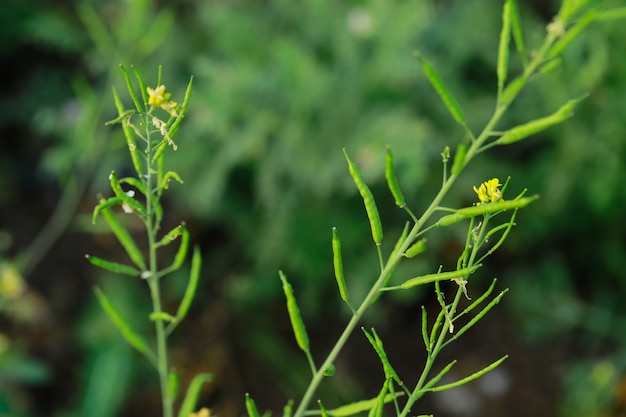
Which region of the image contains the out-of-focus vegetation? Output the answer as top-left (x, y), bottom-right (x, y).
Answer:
top-left (1, 0), bottom-right (626, 416)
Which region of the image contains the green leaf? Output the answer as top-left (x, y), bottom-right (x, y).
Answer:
top-left (94, 287), bottom-right (156, 365)
top-left (177, 373), bottom-right (213, 417)
top-left (414, 51), bottom-right (466, 126)
top-left (85, 255), bottom-right (140, 277)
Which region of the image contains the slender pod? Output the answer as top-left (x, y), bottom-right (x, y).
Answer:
top-left (318, 401), bottom-right (330, 417)
top-left (509, 0), bottom-right (527, 67)
top-left (431, 356), bottom-right (508, 392)
top-left (343, 149), bottom-right (383, 246)
top-left (415, 52), bottom-right (466, 126)
top-left (279, 271), bottom-right (310, 353)
top-left (245, 394), bottom-right (261, 417)
top-left (423, 360), bottom-right (457, 391)
top-left (94, 287), bottom-right (156, 364)
top-left (496, 96), bottom-right (586, 145)
top-left (111, 88), bottom-right (143, 176)
top-left (176, 374), bottom-right (213, 417)
top-left (405, 238), bottom-right (427, 258)
top-left (421, 306), bottom-right (430, 352)
top-left (332, 228), bottom-right (349, 303)
top-left (167, 76), bottom-right (194, 139)
top-left (451, 143), bottom-right (467, 176)
top-left (167, 246), bottom-right (202, 336)
top-left (325, 393), bottom-right (403, 417)
top-left (385, 147), bottom-right (406, 208)
top-left (120, 64), bottom-right (143, 113)
top-left (436, 195), bottom-right (538, 226)
top-left (100, 207), bottom-right (147, 270)
top-left (393, 264), bottom-right (481, 291)
top-left (497, 0), bottom-right (512, 94)
top-left (85, 255), bottom-right (140, 277)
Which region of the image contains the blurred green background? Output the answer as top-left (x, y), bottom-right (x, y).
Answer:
top-left (1, 0), bottom-right (626, 416)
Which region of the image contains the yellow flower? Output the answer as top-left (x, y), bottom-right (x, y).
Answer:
top-left (147, 85), bottom-right (170, 106)
top-left (473, 178), bottom-right (503, 205)
top-left (190, 408), bottom-right (211, 417)
top-left (147, 85), bottom-right (180, 117)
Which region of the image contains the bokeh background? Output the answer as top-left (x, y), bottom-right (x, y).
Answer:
top-left (1, 0), bottom-right (626, 416)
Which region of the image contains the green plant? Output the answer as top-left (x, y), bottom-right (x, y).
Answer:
top-left (84, 0), bottom-right (626, 416)
top-left (87, 66), bottom-right (210, 417)
top-left (242, 1), bottom-right (626, 417)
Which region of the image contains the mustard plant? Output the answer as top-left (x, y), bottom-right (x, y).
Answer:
top-left (246, 1), bottom-right (626, 417)
top-left (87, 66), bottom-right (210, 417)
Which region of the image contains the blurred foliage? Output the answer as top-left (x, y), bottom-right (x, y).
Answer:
top-left (1, 0), bottom-right (626, 415)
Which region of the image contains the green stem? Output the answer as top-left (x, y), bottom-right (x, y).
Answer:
top-left (144, 114), bottom-right (173, 417)
top-left (292, 27), bottom-right (563, 417)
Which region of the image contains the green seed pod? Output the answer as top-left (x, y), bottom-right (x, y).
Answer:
top-left (318, 401), bottom-right (330, 417)
top-left (415, 52), bottom-right (466, 126)
top-left (168, 370), bottom-right (180, 401)
top-left (343, 149), bottom-right (383, 246)
top-left (385, 147), bottom-right (406, 208)
top-left (332, 228), bottom-right (349, 303)
top-left (245, 394), bottom-right (261, 417)
top-left (405, 238), bottom-right (427, 258)
top-left (500, 75), bottom-right (525, 107)
top-left (497, 0), bottom-right (512, 94)
top-left (279, 271), bottom-right (310, 353)
top-left (400, 264), bottom-right (481, 290)
top-left (436, 195), bottom-right (538, 226)
top-left (451, 143), bottom-right (467, 176)
top-left (85, 255), bottom-right (140, 277)
top-left (100, 207), bottom-right (147, 270)
top-left (496, 96), bottom-right (586, 145)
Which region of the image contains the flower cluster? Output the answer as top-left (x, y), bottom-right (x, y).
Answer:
top-left (473, 178), bottom-right (503, 205)
top-left (147, 85), bottom-right (180, 117)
